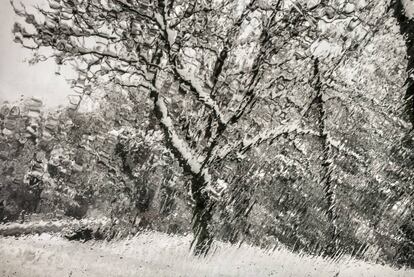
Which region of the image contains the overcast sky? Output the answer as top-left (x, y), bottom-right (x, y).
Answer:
top-left (0, 0), bottom-right (72, 107)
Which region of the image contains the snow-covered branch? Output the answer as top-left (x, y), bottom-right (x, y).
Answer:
top-left (155, 8), bottom-right (226, 126)
top-left (152, 88), bottom-right (227, 199)
top-left (215, 121), bottom-right (318, 161)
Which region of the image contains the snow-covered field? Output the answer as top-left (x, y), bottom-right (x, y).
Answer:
top-left (0, 230), bottom-right (413, 277)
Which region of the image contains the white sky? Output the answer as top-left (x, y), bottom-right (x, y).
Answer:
top-left (0, 0), bottom-right (72, 107)
top-left (1, 0), bottom-right (412, 108)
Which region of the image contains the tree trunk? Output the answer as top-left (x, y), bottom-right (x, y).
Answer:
top-left (393, 0), bottom-right (414, 125)
top-left (190, 173), bottom-right (214, 255)
top-left (312, 58), bottom-right (339, 256)
top-left (147, 46), bottom-right (215, 254)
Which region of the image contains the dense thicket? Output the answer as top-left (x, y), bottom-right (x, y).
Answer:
top-left (0, 96), bottom-right (191, 235)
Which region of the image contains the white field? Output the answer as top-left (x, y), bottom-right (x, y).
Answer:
top-left (0, 231), bottom-right (413, 277)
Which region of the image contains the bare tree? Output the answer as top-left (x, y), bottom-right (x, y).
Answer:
top-left (11, 0), bottom-right (317, 254)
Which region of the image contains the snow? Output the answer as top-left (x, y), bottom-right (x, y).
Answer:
top-left (0, 218), bottom-right (111, 236)
top-left (241, 120), bottom-right (317, 151)
top-left (0, 230), bottom-right (412, 277)
top-left (176, 67), bottom-right (225, 124)
top-left (157, 11), bottom-right (225, 125)
top-left (310, 39), bottom-right (343, 59)
top-left (155, 8), bottom-right (177, 49)
top-left (327, 136), bottom-right (363, 161)
top-left (282, 0), bottom-right (295, 10)
top-left (166, 28), bottom-right (177, 46)
top-left (154, 12), bottom-right (165, 29)
top-left (343, 3), bottom-right (356, 14)
top-left (307, 0), bottom-right (321, 9)
top-left (156, 96), bottom-right (203, 174)
top-left (402, 0), bottom-right (414, 19)
top-left (155, 95), bottom-right (227, 198)
top-left (108, 128), bottom-right (125, 137)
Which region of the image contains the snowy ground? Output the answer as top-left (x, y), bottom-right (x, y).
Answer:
top-left (0, 228), bottom-right (413, 277)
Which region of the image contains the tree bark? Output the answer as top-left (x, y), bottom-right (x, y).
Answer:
top-left (393, 0), bottom-right (414, 125)
top-left (312, 58), bottom-right (339, 256)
